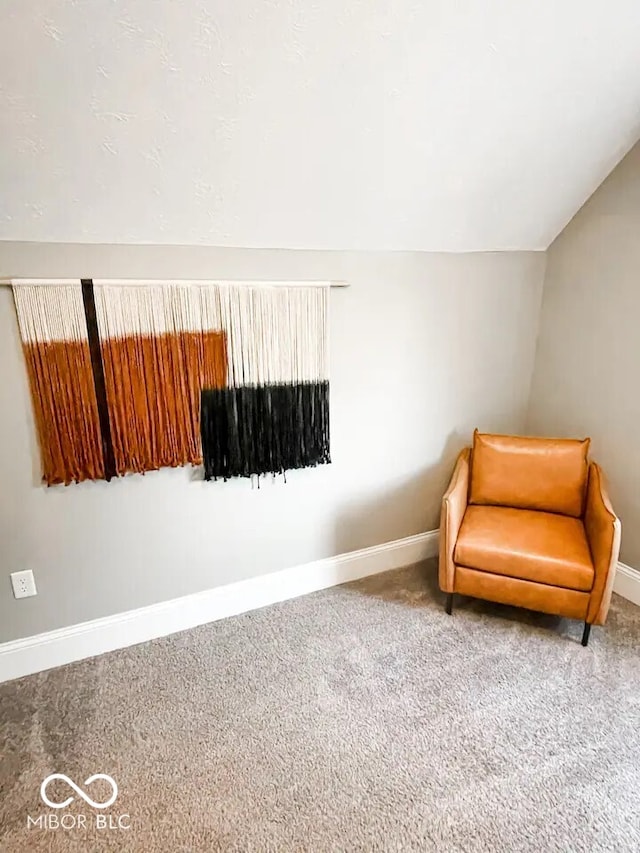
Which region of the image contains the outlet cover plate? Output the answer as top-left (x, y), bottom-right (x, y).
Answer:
top-left (11, 570), bottom-right (37, 599)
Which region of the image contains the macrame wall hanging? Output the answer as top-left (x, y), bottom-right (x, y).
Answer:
top-left (11, 280), bottom-right (331, 486)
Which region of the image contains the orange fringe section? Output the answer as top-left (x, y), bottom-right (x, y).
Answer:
top-left (23, 331), bottom-right (227, 484)
top-left (22, 341), bottom-right (105, 485)
top-left (100, 331), bottom-right (227, 475)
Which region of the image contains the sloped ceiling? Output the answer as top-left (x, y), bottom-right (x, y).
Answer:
top-left (2, 1), bottom-right (640, 252)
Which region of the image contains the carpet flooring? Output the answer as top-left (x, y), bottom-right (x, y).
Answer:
top-left (1, 558), bottom-right (639, 852)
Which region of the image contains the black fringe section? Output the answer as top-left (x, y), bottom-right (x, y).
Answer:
top-left (201, 381), bottom-right (330, 481)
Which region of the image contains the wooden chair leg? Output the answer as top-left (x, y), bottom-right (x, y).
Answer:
top-left (445, 593), bottom-right (453, 615)
top-left (581, 622), bottom-right (591, 647)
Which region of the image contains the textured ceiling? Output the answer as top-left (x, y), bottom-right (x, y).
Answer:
top-left (2, 1), bottom-right (640, 251)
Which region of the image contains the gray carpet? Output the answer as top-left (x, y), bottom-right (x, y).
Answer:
top-left (1, 558), bottom-right (639, 852)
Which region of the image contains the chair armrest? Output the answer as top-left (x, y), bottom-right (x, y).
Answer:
top-left (439, 448), bottom-right (471, 592)
top-left (584, 462), bottom-right (621, 625)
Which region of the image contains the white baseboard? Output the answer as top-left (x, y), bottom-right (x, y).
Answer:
top-left (613, 561), bottom-right (640, 607)
top-left (2, 530), bottom-right (636, 685)
top-left (0, 530), bottom-right (439, 684)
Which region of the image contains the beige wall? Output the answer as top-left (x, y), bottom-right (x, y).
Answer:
top-left (0, 243), bottom-right (544, 642)
top-left (528, 142), bottom-right (640, 566)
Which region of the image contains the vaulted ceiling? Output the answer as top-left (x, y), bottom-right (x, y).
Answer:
top-left (2, 1), bottom-right (640, 251)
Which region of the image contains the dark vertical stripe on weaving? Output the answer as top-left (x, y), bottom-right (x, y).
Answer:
top-left (201, 382), bottom-right (330, 480)
top-left (81, 278), bottom-right (116, 481)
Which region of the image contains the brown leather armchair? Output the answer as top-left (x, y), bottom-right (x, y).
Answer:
top-left (439, 431), bottom-right (621, 645)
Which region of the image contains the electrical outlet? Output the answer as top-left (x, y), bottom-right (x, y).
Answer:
top-left (11, 570), bottom-right (37, 599)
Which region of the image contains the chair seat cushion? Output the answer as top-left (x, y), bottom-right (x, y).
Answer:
top-left (454, 505), bottom-right (594, 592)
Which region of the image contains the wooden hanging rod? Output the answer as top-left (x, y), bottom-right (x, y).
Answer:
top-left (0, 278), bottom-right (349, 288)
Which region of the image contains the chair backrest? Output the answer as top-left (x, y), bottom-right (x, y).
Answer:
top-left (469, 430), bottom-right (590, 518)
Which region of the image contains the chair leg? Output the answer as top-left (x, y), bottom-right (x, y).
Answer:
top-left (581, 622), bottom-right (591, 647)
top-left (445, 593), bottom-right (453, 615)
